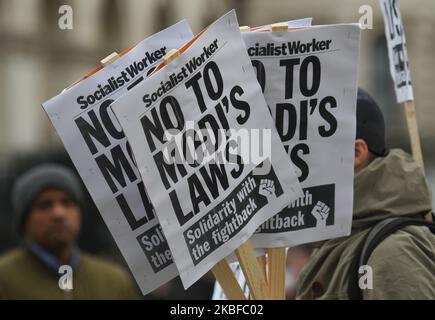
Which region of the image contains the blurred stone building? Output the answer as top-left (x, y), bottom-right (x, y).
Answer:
top-left (0, 0), bottom-right (434, 168)
top-left (0, 0), bottom-right (434, 297)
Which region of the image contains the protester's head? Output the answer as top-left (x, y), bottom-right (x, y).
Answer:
top-left (355, 88), bottom-right (387, 173)
top-left (12, 164), bottom-right (83, 253)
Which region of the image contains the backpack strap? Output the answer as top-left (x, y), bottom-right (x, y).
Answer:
top-left (348, 216), bottom-right (435, 300)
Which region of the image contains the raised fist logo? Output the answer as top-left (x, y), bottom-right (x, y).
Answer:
top-left (258, 179), bottom-right (276, 203)
top-left (311, 201), bottom-right (330, 227)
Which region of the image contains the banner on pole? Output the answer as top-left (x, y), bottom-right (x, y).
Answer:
top-left (379, 0), bottom-right (413, 103)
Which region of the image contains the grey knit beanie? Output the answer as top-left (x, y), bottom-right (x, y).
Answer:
top-left (11, 163), bottom-right (84, 234)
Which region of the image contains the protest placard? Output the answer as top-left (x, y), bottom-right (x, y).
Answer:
top-left (211, 23), bottom-right (360, 300)
top-left (42, 21), bottom-right (193, 295)
top-left (243, 24), bottom-right (360, 248)
top-left (111, 10), bottom-right (302, 289)
top-left (379, 0), bottom-right (413, 103)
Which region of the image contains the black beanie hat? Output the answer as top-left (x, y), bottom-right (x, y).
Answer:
top-left (11, 164), bottom-right (84, 234)
top-left (356, 88), bottom-right (387, 156)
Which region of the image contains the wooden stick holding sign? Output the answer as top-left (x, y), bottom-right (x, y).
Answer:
top-left (101, 51), bottom-right (121, 66)
top-left (266, 248), bottom-right (286, 299)
top-left (404, 101), bottom-right (431, 223)
top-left (257, 255), bottom-right (267, 283)
top-left (235, 240), bottom-right (270, 300)
top-left (403, 101), bottom-right (431, 219)
top-left (271, 23), bottom-right (288, 31)
top-left (211, 259), bottom-right (246, 300)
top-left (404, 101), bottom-right (424, 172)
top-left (406, 101), bottom-right (433, 222)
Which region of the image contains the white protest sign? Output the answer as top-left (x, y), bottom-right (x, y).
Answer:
top-left (242, 24), bottom-right (360, 248)
top-left (379, 0), bottom-right (413, 103)
top-left (111, 10), bottom-right (302, 289)
top-left (42, 21), bottom-right (194, 295)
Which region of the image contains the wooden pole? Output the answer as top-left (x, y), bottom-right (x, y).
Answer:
top-left (403, 100), bottom-right (432, 222)
top-left (235, 240), bottom-right (270, 300)
top-left (404, 100), bottom-right (424, 171)
top-left (239, 26), bottom-right (251, 32)
top-left (270, 23), bottom-right (288, 32)
top-left (100, 52), bottom-right (120, 66)
top-left (266, 247), bottom-right (286, 299)
top-left (257, 255), bottom-right (267, 284)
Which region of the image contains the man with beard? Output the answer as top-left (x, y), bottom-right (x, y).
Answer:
top-left (0, 164), bottom-right (139, 299)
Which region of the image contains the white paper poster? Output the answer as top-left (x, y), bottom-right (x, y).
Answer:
top-left (243, 24), bottom-right (360, 248)
top-left (379, 0), bottom-right (413, 103)
top-left (42, 21), bottom-right (194, 295)
top-left (111, 10), bottom-right (302, 288)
